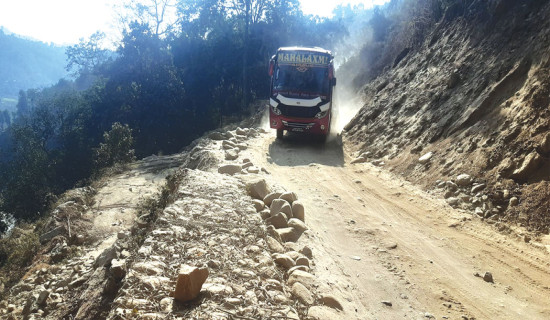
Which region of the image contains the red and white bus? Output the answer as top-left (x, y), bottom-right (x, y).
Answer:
top-left (268, 47), bottom-right (336, 140)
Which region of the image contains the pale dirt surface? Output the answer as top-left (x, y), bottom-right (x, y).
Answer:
top-left (82, 154), bottom-right (184, 259)
top-left (242, 131), bottom-right (550, 320)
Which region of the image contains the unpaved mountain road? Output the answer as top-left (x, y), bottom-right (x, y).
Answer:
top-left (242, 132), bottom-right (550, 319)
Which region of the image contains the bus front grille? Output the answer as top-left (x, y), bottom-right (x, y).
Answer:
top-left (279, 105), bottom-right (320, 118)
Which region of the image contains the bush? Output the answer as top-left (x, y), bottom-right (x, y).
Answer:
top-left (94, 122), bottom-right (136, 169)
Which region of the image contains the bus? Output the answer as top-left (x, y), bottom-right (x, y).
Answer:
top-left (268, 47), bottom-right (336, 140)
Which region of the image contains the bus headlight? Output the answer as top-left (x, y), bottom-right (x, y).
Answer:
top-left (271, 106), bottom-right (281, 115)
top-left (315, 110), bottom-right (328, 119)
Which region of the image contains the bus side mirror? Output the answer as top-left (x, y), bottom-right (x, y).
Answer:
top-left (269, 60), bottom-right (275, 76)
top-left (332, 77), bottom-right (337, 86)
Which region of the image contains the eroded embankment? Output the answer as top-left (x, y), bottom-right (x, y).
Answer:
top-left (344, 1), bottom-right (550, 234)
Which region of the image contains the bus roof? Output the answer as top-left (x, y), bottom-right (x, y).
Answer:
top-left (277, 46), bottom-right (332, 56)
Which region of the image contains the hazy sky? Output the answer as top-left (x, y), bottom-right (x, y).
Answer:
top-left (0, 0), bottom-right (388, 45)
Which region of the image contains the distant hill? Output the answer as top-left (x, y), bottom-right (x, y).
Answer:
top-left (0, 28), bottom-right (69, 111)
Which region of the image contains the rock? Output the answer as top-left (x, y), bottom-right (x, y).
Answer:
top-left (222, 140), bottom-right (236, 150)
top-left (456, 174), bottom-right (472, 187)
top-left (22, 296), bottom-right (33, 316)
top-left (307, 306), bottom-right (341, 320)
top-left (69, 277), bottom-right (87, 288)
top-left (40, 226), bottom-right (66, 244)
top-left (288, 270), bottom-right (315, 289)
top-left (418, 152), bottom-right (433, 164)
top-left (244, 178), bottom-right (271, 200)
top-left (459, 194), bottom-right (470, 203)
top-left (286, 250), bottom-right (301, 260)
top-left (111, 259), bottom-right (126, 280)
top-left (225, 148), bottom-right (239, 160)
top-left (263, 192), bottom-right (282, 206)
top-left (218, 164), bottom-right (242, 176)
top-left (381, 300), bottom-right (393, 306)
top-left (474, 207), bottom-right (484, 217)
top-left (471, 183), bottom-right (486, 193)
top-left (266, 236), bottom-right (284, 253)
top-left (247, 166), bottom-right (260, 174)
top-left (288, 265), bottom-right (310, 275)
top-left (259, 209), bottom-right (271, 220)
top-left (292, 201), bottom-right (305, 221)
top-left (280, 192), bottom-right (298, 204)
top-left (288, 218), bottom-right (307, 233)
top-left (202, 283), bottom-right (233, 296)
top-left (509, 197), bottom-right (519, 207)
top-left (291, 282), bottom-right (314, 305)
top-left (236, 143), bottom-right (248, 151)
top-left (273, 253), bottom-right (295, 269)
top-left (159, 297), bottom-right (173, 313)
top-left (446, 181), bottom-right (458, 191)
top-left (209, 132), bottom-right (226, 140)
top-left (350, 157), bottom-right (367, 164)
top-left (540, 133), bottom-right (550, 154)
top-left (133, 261), bottom-right (166, 275)
top-left (446, 197), bottom-right (459, 206)
top-left (300, 246), bottom-right (313, 259)
top-left (321, 294), bottom-right (343, 310)
top-left (236, 127), bottom-right (248, 136)
top-left (510, 151), bottom-right (543, 180)
top-left (224, 298), bottom-right (242, 308)
top-left (94, 244), bottom-right (118, 267)
top-left (252, 199), bottom-right (265, 212)
top-left (270, 199), bottom-right (290, 216)
top-left (483, 272), bottom-right (494, 283)
top-left (266, 213), bottom-right (289, 229)
top-left (280, 203), bottom-right (293, 218)
top-left (36, 289), bottom-right (50, 307)
top-left (173, 265), bottom-right (209, 303)
top-left (267, 225), bottom-right (283, 243)
top-left (276, 227), bottom-right (298, 242)
top-left (296, 256), bottom-right (310, 267)
top-left (242, 161), bottom-right (253, 169)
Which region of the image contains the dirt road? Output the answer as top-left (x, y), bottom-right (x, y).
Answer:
top-left (243, 132), bottom-right (550, 319)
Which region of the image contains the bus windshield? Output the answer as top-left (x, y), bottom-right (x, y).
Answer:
top-left (272, 65), bottom-right (330, 97)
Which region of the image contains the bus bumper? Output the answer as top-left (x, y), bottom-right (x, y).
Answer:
top-left (269, 111), bottom-right (331, 135)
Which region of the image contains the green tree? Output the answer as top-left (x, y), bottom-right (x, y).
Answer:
top-left (94, 122), bottom-right (135, 169)
top-left (65, 32), bottom-right (110, 76)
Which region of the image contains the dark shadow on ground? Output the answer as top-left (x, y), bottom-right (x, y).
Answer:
top-left (267, 132), bottom-right (345, 167)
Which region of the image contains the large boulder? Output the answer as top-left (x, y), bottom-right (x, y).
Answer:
top-left (279, 192), bottom-right (298, 204)
top-left (266, 212), bottom-right (289, 229)
top-left (291, 201), bottom-right (305, 221)
top-left (225, 148), bottom-right (239, 160)
top-left (455, 174), bottom-right (472, 187)
top-left (173, 265), bottom-right (209, 302)
top-left (244, 178), bottom-right (271, 200)
top-left (510, 151), bottom-right (543, 180)
top-left (218, 164), bottom-right (242, 176)
top-left (270, 199), bottom-right (290, 217)
top-left (263, 192), bottom-right (282, 206)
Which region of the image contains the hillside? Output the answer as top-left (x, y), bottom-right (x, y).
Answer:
top-left (0, 29), bottom-right (68, 110)
top-left (344, 0), bottom-right (550, 234)
top-left (1, 1), bottom-right (550, 319)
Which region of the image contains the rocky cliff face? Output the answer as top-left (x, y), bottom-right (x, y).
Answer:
top-left (344, 0), bottom-right (550, 232)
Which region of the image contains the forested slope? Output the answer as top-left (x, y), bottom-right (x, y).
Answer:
top-left (0, 29), bottom-right (68, 103)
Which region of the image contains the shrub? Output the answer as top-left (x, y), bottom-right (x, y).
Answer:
top-left (94, 122), bottom-right (136, 169)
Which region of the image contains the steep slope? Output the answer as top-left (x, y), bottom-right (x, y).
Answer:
top-left (344, 0), bottom-right (550, 233)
